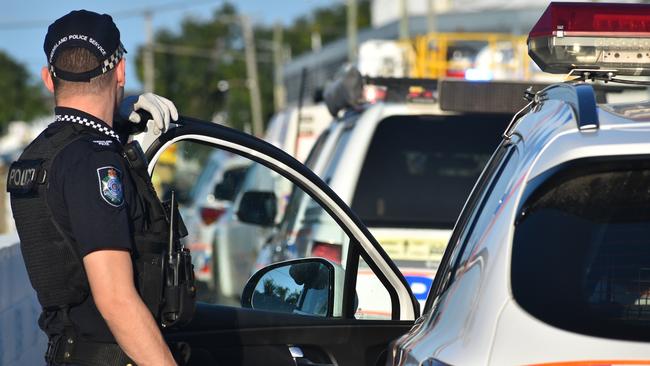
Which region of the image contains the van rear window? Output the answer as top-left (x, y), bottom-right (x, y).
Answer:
top-left (512, 158), bottom-right (650, 341)
top-left (351, 114), bottom-right (508, 229)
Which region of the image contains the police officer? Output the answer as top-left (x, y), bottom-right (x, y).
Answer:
top-left (8, 10), bottom-right (181, 366)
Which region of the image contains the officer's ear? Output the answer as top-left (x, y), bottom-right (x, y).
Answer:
top-left (41, 66), bottom-right (54, 93)
top-left (116, 58), bottom-right (126, 88)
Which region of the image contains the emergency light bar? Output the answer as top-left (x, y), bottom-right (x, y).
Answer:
top-left (323, 65), bottom-right (439, 116)
top-left (528, 2), bottom-right (650, 76)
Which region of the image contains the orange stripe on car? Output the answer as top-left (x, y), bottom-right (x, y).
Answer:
top-left (530, 360), bottom-right (650, 366)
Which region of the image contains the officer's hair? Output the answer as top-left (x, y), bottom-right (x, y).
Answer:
top-left (52, 47), bottom-right (116, 101)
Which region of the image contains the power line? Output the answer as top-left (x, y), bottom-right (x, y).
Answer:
top-left (152, 42), bottom-right (273, 62)
top-left (0, 0), bottom-right (221, 30)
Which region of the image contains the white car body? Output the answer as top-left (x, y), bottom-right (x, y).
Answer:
top-left (265, 103), bottom-right (332, 162)
top-left (389, 87), bottom-right (650, 365)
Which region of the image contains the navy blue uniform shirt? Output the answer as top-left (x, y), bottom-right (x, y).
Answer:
top-left (40, 106), bottom-right (145, 343)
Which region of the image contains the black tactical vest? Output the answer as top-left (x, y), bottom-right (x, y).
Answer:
top-left (9, 123), bottom-right (91, 309)
top-left (8, 122), bottom-right (195, 327)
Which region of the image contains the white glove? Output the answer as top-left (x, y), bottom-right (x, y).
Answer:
top-left (120, 93), bottom-right (179, 135)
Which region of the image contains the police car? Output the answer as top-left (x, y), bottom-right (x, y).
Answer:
top-left (254, 71), bottom-right (513, 318)
top-left (388, 2), bottom-right (650, 365)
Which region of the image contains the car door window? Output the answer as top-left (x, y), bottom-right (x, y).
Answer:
top-left (151, 140), bottom-right (402, 319)
top-left (424, 141), bottom-right (519, 313)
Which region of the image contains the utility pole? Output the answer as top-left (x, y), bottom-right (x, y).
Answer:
top-left (427, 0), bottom-right (437, 34)
top-left (241, 15), bottom-right (264, 137)
top-left (143, 10), bottom-right (155, 93)
top-left (311, 31), bottom-right (322, 52)
top-left (347, 0), bottom-right (358, 64)
top-left (273, 22), bottom-right (286, 112)
top-left (399, 0), bottom-right (409, 40)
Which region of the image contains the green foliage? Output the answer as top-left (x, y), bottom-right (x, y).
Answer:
top-left (284, 0), bottom-right (371, 56)
top-left (0, 51), bottom-right (49, 131)
top-left (135, 1), bottom-right (370, 131)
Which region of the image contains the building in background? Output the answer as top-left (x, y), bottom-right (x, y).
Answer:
top-left (282, 3), bottom-right (547, 105)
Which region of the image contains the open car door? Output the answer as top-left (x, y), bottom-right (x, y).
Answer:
top-left (140, 116), bottom-right (419, 366)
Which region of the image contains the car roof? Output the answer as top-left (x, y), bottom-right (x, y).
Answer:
top-left (433, 87), bottom-right (650, 267)
top-left (513, 95), bottom-right (650, 182)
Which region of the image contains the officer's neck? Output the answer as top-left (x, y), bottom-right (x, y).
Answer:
top-left (56, 95), bottom-right (115, 128)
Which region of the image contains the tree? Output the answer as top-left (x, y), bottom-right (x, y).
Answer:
top-left (0, 51), bottom-right (49, 131)
top-left (282, 0), bottom-right (371, 58)
top-left (135, 3), bottom-right (273, 131)
top-left (134, 1), bottom-right (370, 131)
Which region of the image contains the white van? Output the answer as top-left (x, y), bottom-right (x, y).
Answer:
top-left (257, 73), bottom-right (513, 317)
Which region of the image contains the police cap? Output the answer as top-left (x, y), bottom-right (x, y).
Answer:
top-left (44, 10), bottom-right (127, 82)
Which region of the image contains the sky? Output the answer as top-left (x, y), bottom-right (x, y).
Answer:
top-left (0, 0), bottom-right (335, 92)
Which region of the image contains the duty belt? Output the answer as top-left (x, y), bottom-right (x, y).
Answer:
top-left (45, 335), bottom-right (134, 366)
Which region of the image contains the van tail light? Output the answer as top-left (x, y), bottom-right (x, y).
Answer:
top-left (311, 242), bottom-right (342, 264)
top-left (200, 207), bottom-right (226, 225)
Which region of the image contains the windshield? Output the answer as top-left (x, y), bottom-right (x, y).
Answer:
top-left (351, 113), bottom-right (509, 229)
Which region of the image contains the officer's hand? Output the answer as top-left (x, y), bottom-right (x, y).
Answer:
top-left (119, 93), bottom-right (179, 135)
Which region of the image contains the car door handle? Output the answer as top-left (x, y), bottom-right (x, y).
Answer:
top-left (289, 346), bottom-right (334, 366)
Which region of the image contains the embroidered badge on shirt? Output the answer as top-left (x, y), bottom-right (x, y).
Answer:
top-left (97, 166), bottom-right (124, 207)
top-left (92, 140), bottom-right (113, 146)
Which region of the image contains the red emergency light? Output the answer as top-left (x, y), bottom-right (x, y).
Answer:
top-left (528, 2), bottom-right (650, 76)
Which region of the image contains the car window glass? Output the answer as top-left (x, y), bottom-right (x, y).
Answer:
top-left (453, 146), bottom-right (520, 275)
top-left (322, 128), bottom-right (352, 183)
top-left (152, 140), bottom-right (395, 319)
top-left (512, 158), bottom-right (650, 342)
top-left (187, 150), bottom-right (223, 205)
top-left (356, 257), bottom-right (392, 319)
top-left (151, 141), bottom-right (213, 203)
top-left (304, 128), bottom-right (330, 170)
top-left (351, 114), bottom-right (508, 229)
top-left (424, 143), bottom-right (517, 313)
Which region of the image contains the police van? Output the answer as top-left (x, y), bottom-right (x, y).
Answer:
top-left (254, 70), bottom-right (516, 317)
top-left (388, 2), bottom-right (650, 365)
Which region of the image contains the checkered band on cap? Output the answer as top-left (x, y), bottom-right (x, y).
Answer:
top-left (48, 43), bottom-right (125, 81)
top-left (101, 45), bottom-right (125, 74)
top-left (55, 114), bottom-right (121, 142)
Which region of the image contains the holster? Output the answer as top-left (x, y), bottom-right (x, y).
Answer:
top-left (122, 141), bottom-right (196, 328)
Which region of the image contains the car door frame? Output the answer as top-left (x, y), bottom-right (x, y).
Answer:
top-left (145, 116), bottom-right (419, 320)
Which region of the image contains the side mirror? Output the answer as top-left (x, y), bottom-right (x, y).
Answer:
top-left (237, 191), bottom-right (277, 226)
top-left (213, 168), bottom-right (247, 201)
top-left (213, 182), bottom-right (234, 201)
top-left (241, 258), bottom-right (335, 317)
